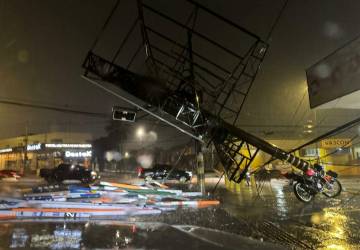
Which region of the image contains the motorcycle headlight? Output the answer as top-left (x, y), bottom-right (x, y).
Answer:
top-left (91, 171), bottom-right (97, 176)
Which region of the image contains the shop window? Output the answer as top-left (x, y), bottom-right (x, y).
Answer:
top-left (299, 148), bottom-right (319, 157)
top-left (5, 160), bottom-right (16, 169)
top-left (333, 147), bottom-right (350, 155)
top-left (26, 159), bottom-right (32, 167)
top-left (357, 152), bottom-right (360, 159)
top-left (327, 147), bottom-right (352, 165)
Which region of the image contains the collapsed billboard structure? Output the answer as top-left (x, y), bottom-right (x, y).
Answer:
top-left (82, 0), bottom-right (313, 183)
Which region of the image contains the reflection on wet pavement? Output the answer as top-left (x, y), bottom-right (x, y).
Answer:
top-left (0, 221), bottom-right (284, 250)
top-left (273, 183), bottom-right (288, 219)
top-left (212, 178), bottom-right (360, 249)
top-left (311, 208), bottom-right (350, 249)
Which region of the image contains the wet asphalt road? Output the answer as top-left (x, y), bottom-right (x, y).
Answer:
top-left (0, 174), bottom-right (360, 249)
top-left (217, 178), bottom-right (360, 250)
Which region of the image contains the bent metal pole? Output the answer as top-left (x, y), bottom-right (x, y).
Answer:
top-left (216, 120), bottom-right (311, 172)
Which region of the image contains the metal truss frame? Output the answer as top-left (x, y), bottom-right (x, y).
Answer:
top-left (137, 0), bottom-right (268, 125)
top-left (214, 135), bottom-right (260, 183)
top-left (82, 0), bottom-right (275, 182)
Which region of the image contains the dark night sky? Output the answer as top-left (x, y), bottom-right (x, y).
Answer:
top-left (1, 0), bottom-right (360, 142)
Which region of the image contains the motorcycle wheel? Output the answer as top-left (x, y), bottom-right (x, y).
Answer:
top-left (294, 182), bottom-right (314, 202)
top-left (322, 179), bottom-right (342, 198)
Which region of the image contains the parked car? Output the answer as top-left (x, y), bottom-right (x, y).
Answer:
top-left (40, 163), bottom-right (98, 184)
top-left (0, 170), bottom-right (22, 180)
top-left (138, 164), bottom-right (192, 183)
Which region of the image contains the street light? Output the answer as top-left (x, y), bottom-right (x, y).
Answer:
top-left (136, 127), bottom-right (145, 140)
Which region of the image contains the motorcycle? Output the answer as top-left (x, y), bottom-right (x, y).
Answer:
top-left (286, 164), bottom-right (342, 202)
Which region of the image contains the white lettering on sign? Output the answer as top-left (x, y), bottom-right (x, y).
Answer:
top-left (45, 143), bottom-right (92, 148)
top-left (27, 143), bottom-right (41, 151)
top-left (65, 150), bottom-right (92, 158)
top-left (0, 148), bottom-right (12, 153)
top-left (65, 212), bottom-right (76, 218)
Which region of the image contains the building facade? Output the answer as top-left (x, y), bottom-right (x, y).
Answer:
top-left (0, 132), bottom-right (93, 173)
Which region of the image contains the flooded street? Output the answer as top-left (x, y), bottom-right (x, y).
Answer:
top-left (216, 178), bottom-right (360, 249)
top-left (1, 175), bottom-right (360, 249)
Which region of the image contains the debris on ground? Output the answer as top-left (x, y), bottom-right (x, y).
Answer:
top-left (0, 181), bottom-right (219, 220)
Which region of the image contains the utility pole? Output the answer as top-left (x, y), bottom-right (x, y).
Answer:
top-left (22, 122), bottom-right (29, 175)
top-left (196, 140), bottom-right (206, 195)
top-left (186, 25), bottom-right (206, 195)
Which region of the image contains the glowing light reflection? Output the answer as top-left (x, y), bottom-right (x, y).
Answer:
top-left (313, 208), bottom-right (353, 250)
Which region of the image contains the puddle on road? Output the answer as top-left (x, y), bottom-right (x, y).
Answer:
top-left (0, 220), bottom-right (283, 250)
top-left (0, 222), bottom-right (186, 249)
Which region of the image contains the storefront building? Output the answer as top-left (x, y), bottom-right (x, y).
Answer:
top-left (0, 132), bottom-right (93, 172)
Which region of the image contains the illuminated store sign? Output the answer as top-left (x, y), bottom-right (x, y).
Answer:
top-left (321, 139), bottom-right (351, 148)
top-left (27, 143), bottom-right (42, 151)
top-left (0, 148), bottom-right (12, 153)
top-left (45, 144), bottom-right (92, 148)
top-left (65, 150), bottom-right (92, 158)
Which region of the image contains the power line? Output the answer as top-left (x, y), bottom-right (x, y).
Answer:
top-left (290, 114), bottom-right (360, 153)
top-left (0, 99), bottom-right (108, 118)
top-left (89, 0), bottom-right (121, 51)
top-left (266, 0), bottom-right (289, 42)
top-left (0, 98), bottom-right (194, 136)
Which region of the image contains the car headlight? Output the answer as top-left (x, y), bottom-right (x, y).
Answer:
top-left (91, 171), bottom-right (97, 176)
